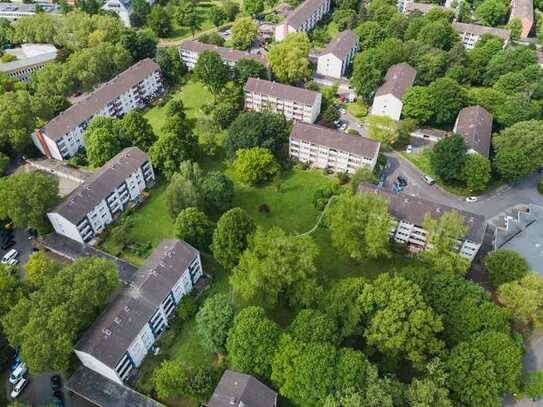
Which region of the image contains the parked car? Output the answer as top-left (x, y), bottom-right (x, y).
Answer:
top-left (7, 258), bottom-right (19, 267)
top-left (338, 107), bottom-right (346, 115)
top-left (397, 175), bottom-right (408, 187)
top-left (51, 375), bottom-right (62, 391)
top-left (422, 175), bottom-right (435, 185)
top-left (10, 353), bottom-right (21, 372)
top-left (10, 377), bottom-right (29, 399)
top-left (465, 196), bottom-right (478, 203)
top-left (2, 249), bottom-right (18, 264)
top-left (392, 181), bottom-right (404, 192)
top-left (9, 362), bottom-right (27, 384)
top-left (405, 145), bottom-right (413, 153)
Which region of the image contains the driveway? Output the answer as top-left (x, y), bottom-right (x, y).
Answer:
top-left (0, 227), bottom-right (34, 278)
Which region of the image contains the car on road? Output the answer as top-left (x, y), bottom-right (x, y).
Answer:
top-left (465, 196), bottom-right (478, 203)
top-left (405, 145), bottom-right (413, 153)
top-left (397, 175), bottom-right (408, 187)
top-left (2, 249), bottom-right (18, 265)
top-left (10, 377), bottom-right (29, 399)
top-left (51, 375), bottom-right (62, 391)
top-left (422, 175), bottom-right (435, 185)
top-left (9, 362), bottom-right (27, 384)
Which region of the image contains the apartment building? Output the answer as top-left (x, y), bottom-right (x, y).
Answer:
top-left (32, 58), bottom-right (163, 161)
top-left (0, 44), bottom-right (58, 82)
top-left (510, 0), bottom-right (533, 39)
top-left (452, 22), bottom-right (511, 49)
top-left (178, 40), bottom-right (269, 70)
top-left (244, 78), bottom-right (322, 123)
top-left (359, 184), bottom-right (485, 261)
top-left (0, 2), bottom-right (58, 21)
top-left (403, 2), bottom-right (447, 13)
top-left (453, 105), bottom-right (493, 157)
top-left (274, 0), bottom-right (331, 42)
top-left (371, 63), bottom-right (416, 121)
top-left (207, 370), bottom-right (278, 407)
top-left (316, 30), bottom-right (359, 79)
top-left (47, 147), bottom-right (155, 244)
top-left (289, 121), bottom-right (380, 173)
top-left (75, 239), bottom-right (204, 384)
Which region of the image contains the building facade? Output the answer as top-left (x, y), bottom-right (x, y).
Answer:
top-left (289, 122), bottom-right (380, 173)
top-left (371, 62), bottom-right (416, 121)
top-left (0, 2), bottom-right (58, 21)
top-left (316, 30), bottom-right (359, 79)
top-left (178, 40), bottom-right (269, 70)
top-left (359, 184), bottom-right (485, 261)
top-left (274, 0), bottom-right (331, 41)
top-left (453, 105), bottom-right (493, 157)
top-left (452, 22), bottom-right (511, 49)
top-left (47, 147), bottom-right (155, 244)
top-left (0, 44), bottom-right (58, 82)
top-left (75, 239), bottom-right (204, 384)
top-left (244, 77), bottom-right (322, 123)
top-left (32, 58), bottom-right (163, 161)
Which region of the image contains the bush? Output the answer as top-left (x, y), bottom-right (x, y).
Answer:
top-left (485, 249), bottom-right (529, 288)
top-left (523, 371), bottom-right (543, 400)
top-left (177, 295), bottom-right (197, 321)
top-left (232, 147), bottom-right (279, 185)
top-left (312, 184), bottom-right (341, 211)
top-left (337, 172), bottom-right (350, 185)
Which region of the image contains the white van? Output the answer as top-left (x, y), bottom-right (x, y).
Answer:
top-left (2, 249), bottom-right (18, 264)
top-left (9, 362), bottom-right (27, 384)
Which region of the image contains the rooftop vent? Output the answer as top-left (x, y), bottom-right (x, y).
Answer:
top-left (124, 305), bottom-right (130, 312)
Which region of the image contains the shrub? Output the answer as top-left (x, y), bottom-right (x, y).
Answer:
top-left (312, 184), bottom-right (341, 211)
top-left (337, 172), bottom-right (350, 185)
top-left (523, 371), bottom-right (543, 400)
top-left (177, 295), bottom-right (197, 321)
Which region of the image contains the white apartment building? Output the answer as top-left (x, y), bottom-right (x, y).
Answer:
top-left (102, 0), bottom-right (155, 27)
top-left (452, 22), bottom-right (511, 49)
top-left (359, 184), bottom-right (485, 261)
top-left (316, 30), bottom-right (359, 79)
top-left (244, 78), bottom-right (321, 123)
top-left (371, 62), bottom-right (416, 121)
top-left (0, 44), bottom-right (58, 82)
top-left (289, 122), bottom-right (380, 173)
top-left (0, 2), bottom-right (58, 21)
top-left (75, 239), bottom-right (204, 384)
top-left (178, 39), bottom-right (269, 70)
top-left (274, 0), bottom-right (331, 42)
top-left (47, 147), bottom-right (155, 244)
top-left (32, 58), bottom-right (163, 161)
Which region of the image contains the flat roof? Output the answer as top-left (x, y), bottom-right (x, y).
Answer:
top-left (41, 58), bottom-right (160, 141)
top-left (0, 50), bottom-right (57, 73)
top-left (51, 147), bottom-right (149, 224)
top-left (245, 77), bottom-right (320, 106)
top-left (358, 184), bottom-right (486, 243)
top-left (75, 240), bottom-right (199, 369)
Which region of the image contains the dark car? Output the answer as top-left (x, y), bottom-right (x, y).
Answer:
top-left (51, 375), bottom-right (61, 391)
top-left (1, 240), bottom-right (15, 250)
top-left (397, 175), bottom-right (408, 187)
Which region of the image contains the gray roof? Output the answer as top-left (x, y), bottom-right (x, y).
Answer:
top-left (291, 121), bottom-right (380, 159)
top-left (75, 239), bottom-right (199, 369)
top-left (454, 105), bottom-right (493, 157)
top-left (375, 63), bottom-right (416, 99)
top-left (179, 39), bottom-right (268, 65)
top-left (52, 147), bottom-right (149, 224)
top-left (321, 30), bottom-right (359, 61)
top-left (510, 0), bottom-right (534, 23)
top-left (452, 22), bottom-right (511, 42)
top-left (0, 2), bottom-right (58, 13)
top-left (67, 366), bottom-right (165, 407)
top-left (358, 184), bottom-right (486, 243)
top-left (405, 2), bottom-right (446, 13)
top-left (0, 50), bottom-right (57, 74)
top-left (244, 77), bottom-right (320, 106)
top-left (207, 370), bottom-right (278, 407)
top-left (41, 58), bottom-right (160, 141)
top-left (285, 0), bottom-right (328, 28)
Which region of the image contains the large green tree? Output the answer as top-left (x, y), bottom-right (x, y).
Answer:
top-left (120, 109), bottom-right (157, 151)
top-left (84, 116), bottom-right (130, 167)
top-left (156, 47), bottom-right (186, 85)
top-left (24, 252), bottom-right (58, 290)
top-left (498, 273), bottom-right (543, 329)
top-left (268, 33), bottom-right (311, 83)
top-left (431, 134), bottom-right (467, 182)
top-left (231, 17), bottom-right (257, 50)
top-left (193, 51), bottom-right (230, 98)
top-left (485, 249), bottom-right (529, 288)
top-left (195, 293), bottom-right (234, 353)
top-left (427, 78), bottom-right (466, 126)
top-left (232, 147), bottom-right (279, 185)
top-left (462, 153), bottom-right (491, 193)
top-left (147, 5), bottom-right (172, 37)
top-left (174, 207), bottom-right (213, 251)
top-left (289, 309), bottom-right (339, 345)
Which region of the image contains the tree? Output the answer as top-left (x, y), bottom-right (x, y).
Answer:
top-left (175, 207), bottom-right (213, 250)
top-left (149, 130), bottom-right (197, 179)
top-left (147, 5), bottom-right (172, 37)
top-left (427, 78), bottom-right (466, 126)
top-left (485, 249), bottom-right (529, 288)
top-left (84, 117), bottom-right (129, 167)
top-left (422, 210), bottom-right (470, 275)
top-left (208, 6), bottom-right (226, 27)
top-left (402, 86), bottom-right (434, 124)
top-left (484, 46), bottom-right (536, 86)
top-left (462, 153), bottom-right (491, 193)
top-left (211, 208), bottom-right (256, 270)
top-left (119, 29), bottom-right (157, 61)
top-left (230, 227), bottom-right (320, 308)
top-left (176, 0), bottom-right (202, 37)
top-left (328, 192), bottom-right (391, 261)
top-left (493, 120), bottom-right (543, 181)
top-left (406, 359), bottom-right (453, 407)
top-left (195, 294), bottom-right (234, 353)
top-left (232, 147), bottom-right (279, 185)
top-left (156, 47), bottom-right (187, 85)
top-left (193, 51), bottom-right (230, 98)
top-left (0, 172), bottom-right (58, 232)
top-left (313, 184), bottom-right (341, 211)
top-left (199, 172), bottom-right (234, 215)
top-left (153, 360), bottom-right (187, 399)
top-left (0, 152), bottom-right (9, 176)
top-left (223, 0), bottom-right (240, 21)
top-left (365, 274), bottom-right (444, 366)
top-left (367, 115), bottom-right (400, 146)
top-left (475, 0), bottom-right (508, 26)
top-left (498, 273), bottom-right (543, 329)
top-left (226, 306), bottom-right (281, 378)
top-left (121, 110), bottom-right (157, 151)
top-left (199, 32), bottom-right (225, 46)
top-left (233, 58), bottom-right (267, 83)
top-left (130, 0), bottom-right (150, 27)
top-left (24, 252), bottom-right (58, 290)
top-left (166, 174), bottom-right (200, 218)
top-left (243, 0), bottom-right (263, 15)
top-left (231, 17), bottom-right (257, 50)
top-left (0, 91), bottom-right (38, 153)
top-left (289, 309), bottom-right (338, 345)
top-left (268, 33), bottom-right (311, 83)
top-left (0, 265), bottom-right (24, 316)
top-left (2, 257), bottom-right (120, 373)
top-left (431, 134), bottom-right (467, 182)
top-left (224, 111), bottom-right (288, 158)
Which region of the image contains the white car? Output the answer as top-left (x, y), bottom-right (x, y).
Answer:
top-left (9, 362), bottom-right (27, 384)
top-left (423, 175), bottom-right (435, 185)
top-left (10, 377), bottom-right (29, 399)
top-left (7, 258), bottom-right (19, 266)
top-left (339, 107), bottom-right (346, 115)
top-left (465, 196), bottom-right (478, 203)
top-left (406, 145), bottom-right (413, 153)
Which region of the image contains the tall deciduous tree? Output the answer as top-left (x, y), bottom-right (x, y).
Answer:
top-left (24, 252), bottom-right (58, 290)
top-left (85, 116), bottom-right (130, 167)
top-left (243, 0), bottom-right (263, 15)
top-left (195, 293), bottom-right (234, 353)
top-left (156, 47), bottom-right (186, 85)
top-left (485, 249), bottom-right (529, 288)
top-left (268, 33), bottom-right (311, 83)
top-left (231, 17), bottom-right (257, 50)
top-left (431, 134), bottom-right (467, 182)
top-left (289, 309), bottom-right (339, 345)
top-left (121, 110), bottom-right (157, 151)
top-left (233, 59), bottom-right (267, 83)
top-left (328, 192), bottom-right (392, 261)
top-left (232, 147), bottom-right (279, 185)
top-left (166, 174), bottom-right (200, 218)
top-left (462, 153), bottom-right (491, 193)
top-left (147, 5), bottom-right (172, 37)
top-left (498, 273), bottom-right (543, 329)
top-left (367, 115), bottom-right (400, 146)
top-left (230, 227), bottom-right (321, 308)
top-left (427, 78), bottom-right (466, 126)
top-left (175, 207), bottom-right (213, 251)
top-left (193, 51), bottom-right (230, 98)
top-left (176, 0), bottom-right (202, 37)
top-left (199, 172), bottom-right (234, 215)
